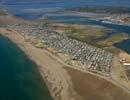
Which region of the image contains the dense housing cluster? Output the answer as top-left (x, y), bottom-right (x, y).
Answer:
top-left (5, 24), bottom-right (114, 74)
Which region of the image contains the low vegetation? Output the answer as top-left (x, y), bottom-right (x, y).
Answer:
top-left (0, 9), bottom-right (7, 15)
top-left (97, 33), bottom-right (130, 47)
top-left (51, 23), bottom-right (109, 44)
top-left (66, 6), bottom-right (130, 14)
top-left (50, 23), bottom-right (130, 51)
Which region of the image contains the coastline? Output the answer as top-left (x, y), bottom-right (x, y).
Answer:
top-left (1, 4), bottom-right (130, 99)
top-left (1, 27), bottom-right (130, 100)
top-left (0, 34), bottom-right (53, 100)
top-left (0, 28), bottom-right (77, 100)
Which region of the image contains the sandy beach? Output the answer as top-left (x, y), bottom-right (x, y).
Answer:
top-left (0, 28), bottom-right (78, 100)
top-left (1, 27), bottom-right (130, 100)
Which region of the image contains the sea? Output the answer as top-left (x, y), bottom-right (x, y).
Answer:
top-left (0, 34), bottom-right (52, 100)
top-left (0, 0), bottom-right (130, 99)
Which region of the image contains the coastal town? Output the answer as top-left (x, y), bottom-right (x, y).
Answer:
top-left (1, 22), bottom-right (130, 100)
top-left (1, 1), bottom-right (130, 99)
top-left (4, 23), bottom-right (114, 75)
top-left (102, 14), bottom-right (130, 25)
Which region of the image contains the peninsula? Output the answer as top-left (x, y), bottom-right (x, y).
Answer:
top-left (1, 8), bottom-right (130, 100)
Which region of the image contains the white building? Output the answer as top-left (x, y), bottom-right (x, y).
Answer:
top-left (123, 63), bottom-right (130, 66)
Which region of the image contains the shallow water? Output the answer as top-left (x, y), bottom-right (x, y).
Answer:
top-left (2, 0), bottom-right (130, 20)
top-left (114, 39), bottom-right (130, 54)
top-left (2, 0), bottom-right (130, 54)
top-left (0, 34), bottom-right (52, 100)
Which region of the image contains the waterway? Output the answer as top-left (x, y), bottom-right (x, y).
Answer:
top-left (114, 39), bottom-right (130, 54)
top-left (1, 0), bottom-right (130, 53)
top-left (47, 15), bottom-right (130, 53)
top-left (0, 34), bottom-right (52, 100)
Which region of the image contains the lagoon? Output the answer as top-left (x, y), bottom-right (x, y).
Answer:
top-left (2, 0), bottom-right (130, 54)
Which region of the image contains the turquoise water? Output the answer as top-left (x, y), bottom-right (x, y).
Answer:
top-left (0, 34), bottom-right (52, 100)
